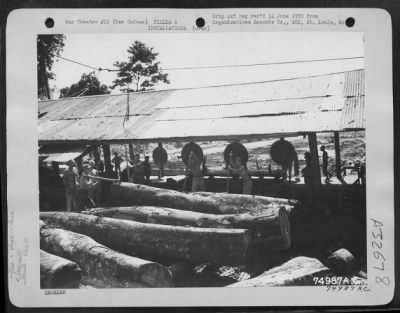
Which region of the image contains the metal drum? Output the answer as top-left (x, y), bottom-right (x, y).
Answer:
top-left (224, 142), bottom-right (249, 165)
top-left (181, 142), bottom-right (204, 166)
top-left (152, 146), bottom-right (168, 165)
top-left (270, 138), bottom-right (296, 165)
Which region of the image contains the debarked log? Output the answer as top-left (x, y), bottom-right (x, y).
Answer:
top-left (40, 212), bottom-right (251, 266)
top-left (40, 220), bottom-right (173, 288)
top-left (85, 205), bottom-right (291, 250)
top-left (228, 257), bottom-right (330, 287)
top-left (40, 250), bottom-right (82, 289)
top-left (110, 182), bottom-right (299, 214)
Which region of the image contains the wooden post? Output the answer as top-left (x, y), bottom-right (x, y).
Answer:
top-left (75, 157), bottom-right (83, 175)
top-left (307, 133), bottom-right (321, 210)
top-left (129, 144), bottom-right (135, 160)
top-left (93, 146), bottom-right (100, 165)
top-left (103, 144), bottom-right (113, 174)
top-left (334, 132), bottom-right (342, 179)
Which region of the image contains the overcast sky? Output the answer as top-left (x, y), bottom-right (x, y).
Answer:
top-left (49, 32), bottom-right (364, 95)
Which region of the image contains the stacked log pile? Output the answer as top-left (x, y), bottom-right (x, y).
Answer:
top-left (40, 220), bottom-right (173, 288)
top-left (40, 182), bottom-right (366, 288)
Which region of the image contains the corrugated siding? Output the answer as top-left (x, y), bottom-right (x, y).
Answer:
top-left (38, 69), bottom-right (365, 143)
top-left (340, 96), bottom-right (365, 129)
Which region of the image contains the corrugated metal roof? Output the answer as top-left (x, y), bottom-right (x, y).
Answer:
top-left (38, 69), bottom-right (364, 143)
top-left (39, 145), bottom-right (89, 162)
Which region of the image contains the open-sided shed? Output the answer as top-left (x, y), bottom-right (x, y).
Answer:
top-left (38, 69), bottom-right (365, 201)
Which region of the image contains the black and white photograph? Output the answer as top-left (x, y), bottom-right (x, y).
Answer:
top-left (37, 31), bottom-right (368, 289)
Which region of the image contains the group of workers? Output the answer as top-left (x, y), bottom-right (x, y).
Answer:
top-left (184, 148), bottom-right (253, 194)
top-left (62, 159), bottom-right (103, 211)
top-left (47, 139), bottom-right (365, 211)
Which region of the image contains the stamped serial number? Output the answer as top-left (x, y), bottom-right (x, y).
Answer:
top-left (313, 276), bottom-right (364, 285)
top-left (44, 289), bottom-right (66, 295)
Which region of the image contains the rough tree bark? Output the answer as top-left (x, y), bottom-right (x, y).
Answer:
top-left (85, 205), bottom-right (291, 250)
top-left (228, 257), bottom-right (330, 287)
top-left (40, 220), bottom-right (173, 287)
top-left (40, 250), bottom-right (82, 288)
top-left (40, 212), bottom-right (251, 266)
top-left (110, 182), bottom-right (299, 214)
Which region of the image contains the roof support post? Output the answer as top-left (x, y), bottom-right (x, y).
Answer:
top-left (334, 132), bottom-right (342, 179)
top-left (93, 145), bottom-right (100, 165)
top-left (129, 144), bottom-right (135, 161)
top-left (307, 133), bottom-right (322, 210)
top-left (102, 144), bottom-right (113, 175)
top-left (75, 157), bottom-right (83, 175)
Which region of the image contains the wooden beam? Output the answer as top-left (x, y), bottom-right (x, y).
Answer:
top-left (334, 132), bottom-right (342, 179)
top-left (102, 144), bottom-right (113, 174)
top-left (129, 144), bottom-right (135, 160)
top-left (93, 145), bottom-right (100, 165)
top-left (75, 157), bottom-right (83, 174)
top-left (307, 133), bottom-right (321, 209)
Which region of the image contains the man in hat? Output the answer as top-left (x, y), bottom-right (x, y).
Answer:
top-left (62, 159), bottom-right (79, 211)
top-left (79, 163), bottom-right (97, 207)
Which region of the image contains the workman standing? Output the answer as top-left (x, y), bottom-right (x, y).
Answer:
top-left (227, 151), bottom-right (253, 194)
top-left (187, 150), bottom-right (206, 192)
top-left (152, 143), bottom-right (167, 178)
top-left (143, 156), bottom-right (152, 184)
top-left (130, 154), bottom-right (146, 184)
top-left (320, 146), bottom-right (331, 182)
top-left (62, 159), bottom-right (80, 211)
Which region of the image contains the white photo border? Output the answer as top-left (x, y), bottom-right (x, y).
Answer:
top-left (6, 8), bottom-right (394, 307)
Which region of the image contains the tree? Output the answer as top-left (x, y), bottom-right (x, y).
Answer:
top-left (111, 41), bottom-right (170, 92)
top-left (59, 72), bottom-right (111, 98)
top-left (37, 35), bottom-right (66, 99)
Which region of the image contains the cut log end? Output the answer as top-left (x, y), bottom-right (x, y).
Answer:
top-left (139, 263), bottom-right (174, 287)
top-left (40, 250), bottom-right (82, 289)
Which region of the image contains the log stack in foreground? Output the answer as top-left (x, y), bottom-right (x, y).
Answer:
top-left (40, 250), bottom-right (82, 289)
top-left (40, 212), bottom-right (251, 266)
top-left (110, 182), bottom-right (299, 214)
top-left (40, 220), bottom-right (173, 287)
top-left (85, 205), bottom-right (291, 250)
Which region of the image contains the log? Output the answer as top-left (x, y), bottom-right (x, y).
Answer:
top-left (110, 182), bottom-right (299, 214)
top-left (84, 205), bottom-right (291, 250)
top-left (228, 257), bottom-right (330, 287)
top-left (325, 248), bottom-right (358, 274)
top-left (40, 212), bottom-right (251, 266)
top-left (40, 250), bottom-right (82, 288)
top-left (40, 220), bottom-right (173, 287)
